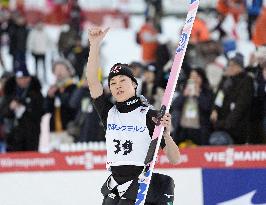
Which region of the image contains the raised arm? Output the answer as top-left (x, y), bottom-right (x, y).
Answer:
top-left (86, 27), bottom-right (109, 99)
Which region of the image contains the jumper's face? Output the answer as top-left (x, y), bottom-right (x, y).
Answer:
top-left (109, 75), bottom-right (136, 102)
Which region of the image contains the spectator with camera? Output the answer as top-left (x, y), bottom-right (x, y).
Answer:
top-left (172, 68), bottom-right (213, 146)
top-left (0, 63), bottom-right (43, 151)
top-left (44, 59), bottom-right (77, 147)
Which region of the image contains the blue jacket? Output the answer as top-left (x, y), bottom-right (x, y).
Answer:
top-left (245, 0), bottom-right (263, 15)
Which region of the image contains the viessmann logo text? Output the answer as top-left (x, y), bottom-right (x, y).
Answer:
top-left (204, 148), bottom-right (266, 167)
top-left (65, 152), bottom-right (106, 169)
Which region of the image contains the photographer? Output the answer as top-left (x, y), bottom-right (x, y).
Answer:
top-left (44, 59), bottom-right (77, 131)
top-left (43, 59), bottom-right (77, 147)
top-left (172, 68), bottom-right (213, 146)
top-left (0, 64), bottom-right (43, 151)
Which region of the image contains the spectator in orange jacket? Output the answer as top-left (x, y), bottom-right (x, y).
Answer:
top-left (137, 17), bottom-right (159, 63)
top-left (217, 0), bottom-right (246, 22)
top-left (190, 16), bottom-right (210, 44)
top-left (253, 6), bottom-right (266, 46)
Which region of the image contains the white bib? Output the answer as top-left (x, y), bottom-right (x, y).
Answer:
top-left (105, 105), bottom-right (151, 169)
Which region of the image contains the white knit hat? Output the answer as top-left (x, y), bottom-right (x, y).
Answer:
top-left (52, 58), bottom-right (75, 76)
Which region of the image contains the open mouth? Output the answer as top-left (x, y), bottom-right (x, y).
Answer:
top-left (117, 90), bottom-right (124, 95)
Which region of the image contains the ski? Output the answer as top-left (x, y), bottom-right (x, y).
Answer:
top-left (135, 0), bottom-right (200, 204)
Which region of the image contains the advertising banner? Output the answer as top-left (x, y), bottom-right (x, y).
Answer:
top-left (203, 169), bottom-right (266, 205)
top-left (1, 145), bottom-right (266, 172)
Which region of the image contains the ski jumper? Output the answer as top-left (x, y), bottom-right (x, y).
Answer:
top-left (92, 94), bottom-right (175, 205)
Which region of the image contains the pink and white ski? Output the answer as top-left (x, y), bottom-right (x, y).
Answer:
top-left (135, 1), bottom-right (200, 204)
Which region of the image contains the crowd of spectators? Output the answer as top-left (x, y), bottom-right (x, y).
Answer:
top-left (0, 0), bottom-right (266, 153)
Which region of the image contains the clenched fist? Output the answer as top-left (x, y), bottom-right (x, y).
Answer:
top-left (88, 27), bottom-right (109, 47)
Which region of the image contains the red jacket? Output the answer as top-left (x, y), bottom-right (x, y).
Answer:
top-left (138, 23), bottom-right (158, 63)
top-left (253, 7), bottom-right (266, 46)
